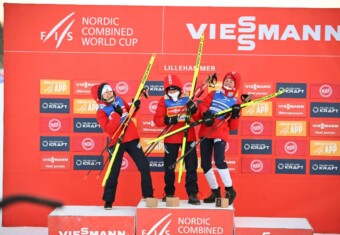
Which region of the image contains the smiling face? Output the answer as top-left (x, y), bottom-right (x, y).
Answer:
top-left (223, 76), bottom-right (236, 90)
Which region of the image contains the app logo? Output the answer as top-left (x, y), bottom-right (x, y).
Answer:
top-left (276, 121), bottom-right (306, 136)
top-left (73, 99), bottom-right (98, 114)
top-left (40, 80), bottom-right (70, 95)
top-left (40, 12), bottom-right (75, 49)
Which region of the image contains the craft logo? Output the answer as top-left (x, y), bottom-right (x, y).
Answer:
top-left (242, 139), bottom-right (272, 154)
top-left (242, 82), bottom-right (273, 96)
top-left (276, 101), bottom-right (306, 117)
top-left (310, 141), bottom-right (340, 156)
top-left (40, 136), bottom-right (70, 151)
top-left (74, 80), bottom-right (101, 95)
top-left (149, 100), bottom-right (159, 114)
top-left (276, 121), bottom-right (306, 136)
top-left (40, 80), bottom-right (70, 95)
top-left (145, 81), bottom-right (164, 96)
top-left (115, 81), bottom-right (129, 95)
top-left (242, 102), bottom-right (272, 116)
top-left (310, 83), bottom-right (340, 99)
top-left (40, 98), bottom-right (70, 113)
top-left (148, 157), bottom-right (164, 172)
top-left (310, 102), bottom-right (340, 118)
top-left (40, 12), bottom-right (75, 49)
top-left (310, 160), bottom-right (340, 175)
top-left (73, 99), bottom-right (98, 114)
top-left (310, 121), bottom-right (340, 137)
top-left (74, 156), bottom-right (103, 170)
top-left (276, 83), bottom-right (306, 98)
top-left (41, 155), bottom-right (70, 170)
top-left (186, 16), bottom-right (340, 51)
top-left (276, 159), bottom-right (306, 174)
top-left (73, 118), bottom-right (102, 133)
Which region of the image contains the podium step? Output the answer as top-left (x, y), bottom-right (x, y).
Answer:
top-left (235, 217), bottom-right (313, 235)
top-left (48, 206), bottom-right (136, 235)
top-left (136, 199), bottom-right (235, 235)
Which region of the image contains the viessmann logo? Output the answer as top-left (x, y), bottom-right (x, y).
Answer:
top-left (40, 12), bottom-right (75, 49)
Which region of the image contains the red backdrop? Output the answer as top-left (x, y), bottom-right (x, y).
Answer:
top-left (3, 4), bottom-right (340, 233)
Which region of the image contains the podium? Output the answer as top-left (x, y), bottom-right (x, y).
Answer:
top-left (48, 206), bottom-right (136, 235)
top-left (136, 199), bottom-right (235, 235)
top-left (48, 203), bottom-right (314, 235)
top-left (234, 217), bottom-right (314, 235)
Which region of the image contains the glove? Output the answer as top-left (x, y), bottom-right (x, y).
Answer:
top-left (164, 116), bottom-right (178, 125)
top-left (231, 104), bottom-right (241, 119)
top-left (203, 110), bottom-right (214, 127)
top-left (113, 104), bottom-right (123, 116)
top-left (133, 99), bottom-right (141, 111)
top-left (186, 100), bottom-right (198, 114)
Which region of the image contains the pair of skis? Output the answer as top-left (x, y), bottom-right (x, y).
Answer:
top-left (101, 53), bottom-right (156, 187)
top-left (147, 88), bottom-right (286, 145)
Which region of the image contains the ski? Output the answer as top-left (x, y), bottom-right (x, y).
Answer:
top-left (169, 94), bottom-right (253, 170)
top-left (147, 89), bottom-right (285, 145)
top-left (102, 53), bottom-right (156, 187)
top-left (178, 33), bottom-right (204, 183)
top-left (144, 72), bottom-right (217, 157)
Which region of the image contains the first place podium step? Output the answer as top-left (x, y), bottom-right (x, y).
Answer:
top-left (136, 199), bottom-right (235, 235)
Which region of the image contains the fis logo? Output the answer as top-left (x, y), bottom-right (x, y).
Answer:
top-left (40, 12), bottom-right (75, 49)
top-left (141, 213), bottom-right (172, 235)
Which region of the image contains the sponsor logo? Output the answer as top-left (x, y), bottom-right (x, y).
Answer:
top-left (242, 102), bottom-right (272, 116)
top-left (73, 118), bottom-right (102, 133)
top-left (81, 138), bottom-right (95, 151)
top-left (73, 99), bottom-right (98, 114)
top-left (310, 140), bottom-right (340, 156)
top-left (242, 139), bottom-right (272, 154)
top-left (141, 138), bottom-right (164, 155)
top-left (149, 100), bottom-right (159, 114)
top-left (241, 157), bottom-right (273, 174)
top-left (40, 12), bottom-right (75, 49)
top-left (276, 101), bottom-right (306, 117)
top-left (310, 120), bottom-right (340, 137)
top-left (242, 82), bottom-right (273, 96)
top-left (74, 155), bottom-right (103, 170)
top-left (115, 81), bottom-right (129, 95)
top-left (250, 122), bottom-right (264, 135)
top-left (139, 117), bottom-right (164, 134)
top-left (310, 83), bottom-right (340, 99)
top-left (183, 82), bottom-right (192, 94)
top-left (250, 159), bottom-right (263, 172)
top-left (41, 155), bottom-right (70, 170)
top-left (40, 80), bottom-right (70, 95)
top-left (186, 16), bottom-right (340, 51)
top-left (241, 120), bottom-right (273, 136)
top-left (310, 102), bottom-right (340, 118)
top-left (310, 160), bottom-right (340, 175)
top-left (276, 83), bottom-right (307, 98)
top-left (276, 140), bottom-right (307, 156)
top-left (40, 136), bottom-right (70, 151)
top-left (148, 157), bottom-right (164, 172)
top-left (40, 117), bottom-right (71, 133)
top-left (74, 80), bottom-right (101, 95)
top-left (40, 98), bottom-right (70, 113)
top-left (145, 81), bottom-right (164, 96)
top-left (276, 159), bottom-right (306, 174)
top-left (276, 121), bottom-right (306, 136)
